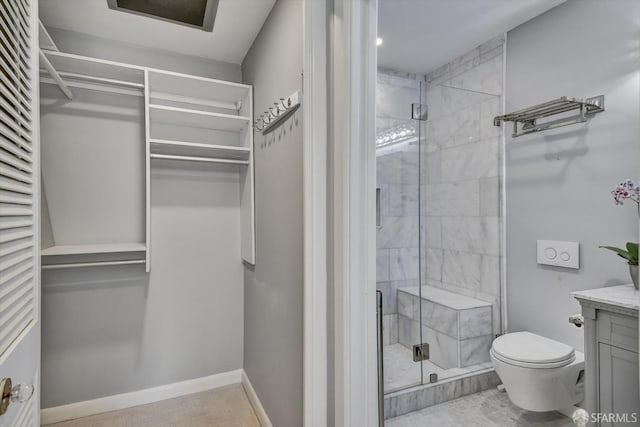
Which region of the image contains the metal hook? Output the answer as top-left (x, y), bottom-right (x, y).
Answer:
top-left (255, 115), bottom-right (267, 130)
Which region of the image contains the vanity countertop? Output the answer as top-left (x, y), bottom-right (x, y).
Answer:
top-left (572, 284), bottom-right (639, 316)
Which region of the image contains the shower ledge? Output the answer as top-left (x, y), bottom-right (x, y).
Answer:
top-left (397, 286), bottom-right (493, 369)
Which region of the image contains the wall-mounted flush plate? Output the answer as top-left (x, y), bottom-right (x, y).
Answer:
top-left (537, 240), bottom-right (579, 269)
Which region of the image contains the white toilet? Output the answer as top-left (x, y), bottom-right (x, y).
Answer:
top-left (490, 331), bottom-right (585, 412)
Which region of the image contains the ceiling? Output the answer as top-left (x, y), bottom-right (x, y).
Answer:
top-left (378, 0), bottom-right (566, 74)
top-left (39, 0), bottom-right (276, 65)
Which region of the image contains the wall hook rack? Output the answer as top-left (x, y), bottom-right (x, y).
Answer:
top-left (494, 95), bottom-right (605, 138)
top-left (253, 90), bottom-right (301, 134)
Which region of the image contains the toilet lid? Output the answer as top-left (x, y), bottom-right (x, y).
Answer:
top-left (492, 332), bottom-right (575, 365)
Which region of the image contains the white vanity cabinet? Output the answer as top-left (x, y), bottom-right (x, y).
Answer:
top-left (573, 285), bottom-right (639, 427)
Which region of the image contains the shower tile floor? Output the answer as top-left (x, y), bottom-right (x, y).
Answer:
top-left (386, 388), bottom-right (573, 427)
top-left (384, 343), bottom-right (493, 393)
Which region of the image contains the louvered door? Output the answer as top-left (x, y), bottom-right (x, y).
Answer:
top-left (0, 0), bottom-right (39, 425)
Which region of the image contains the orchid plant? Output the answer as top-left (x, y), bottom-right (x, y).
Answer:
top-left (600, 179), bottom-right (639, 266)
top-left (611, 179), bottom-right (640, 205)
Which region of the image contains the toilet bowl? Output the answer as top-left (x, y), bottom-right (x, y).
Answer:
top-left (490, 331), bottom-right (585, 412)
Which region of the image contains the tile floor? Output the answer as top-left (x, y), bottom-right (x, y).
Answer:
top-left (384, 343), bottom-right (493, 392)
top-left (43, 384), bottom-right (260, 427)
top-left (385, 388), bottom-right (573, 427)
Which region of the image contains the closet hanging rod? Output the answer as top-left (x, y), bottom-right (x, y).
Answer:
top-left (149, 138), bottom-right (251, 153)
top-left (54, 71), bottom-right (145, 89)
top-left (39, 50), bottom-right (73, 100)
top-left (40, 76), bottom-right (144, 97)
top-left (39, 69), bottom-right (144, 91)
top-left (150, 154), bottom-right (250, 165)
top-left (41, 259), bottom-right (146, 270)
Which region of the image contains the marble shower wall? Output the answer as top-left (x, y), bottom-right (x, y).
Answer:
top-left (376, 69), bottom-right (425, 346)
top-left (422, 35), bottom-right (504, 336)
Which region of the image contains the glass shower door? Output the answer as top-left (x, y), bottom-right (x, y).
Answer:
top-left (376, 70), bottom-right (424, 394)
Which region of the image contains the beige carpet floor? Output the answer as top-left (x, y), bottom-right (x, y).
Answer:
top-left (43, 384), bottom-right (260, 427)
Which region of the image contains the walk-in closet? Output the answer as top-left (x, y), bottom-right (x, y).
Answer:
top-left (0, 1), bottom-right (305, 426)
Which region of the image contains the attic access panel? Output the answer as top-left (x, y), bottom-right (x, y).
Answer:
top-left (106, 0), bottom-right (219, 31)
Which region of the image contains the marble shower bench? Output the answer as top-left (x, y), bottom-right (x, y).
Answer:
top-left (397, 286), bottom-right (493, 369)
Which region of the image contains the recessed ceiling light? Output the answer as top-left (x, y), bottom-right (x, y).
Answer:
top-left (376, 37), bottom-right (383, 46)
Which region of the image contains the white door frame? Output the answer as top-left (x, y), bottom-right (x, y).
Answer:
top-left (302, 0), bottom-right (328, 426)
top-left (303, 0), bottom-right (378, 425)
top-left (330, 0), bottom-right (379, 425)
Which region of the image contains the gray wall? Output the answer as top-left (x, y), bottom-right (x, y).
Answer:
top-left (241, 1), bottom-right (304, 426)
top-left (41, 31), bottom-right (246, 408)
top-left (506, 0), bottom-right (640, 351)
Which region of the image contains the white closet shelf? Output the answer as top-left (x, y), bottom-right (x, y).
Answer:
top-left (41, 243), bottom-right (147, 256)
top-left (148, 69), bottom-right (250, 111)
top-left (149, 104), bottom-right (250, 132)
top-left (150, 139), bottom-right (251, 161)
top-left (41, 51), bottom-right (145, 87)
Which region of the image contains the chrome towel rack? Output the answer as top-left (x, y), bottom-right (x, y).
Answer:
top-left (494, 95), bottom-right (605, 138)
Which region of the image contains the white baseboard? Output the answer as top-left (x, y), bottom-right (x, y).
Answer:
top-left (40, 369), bottom-right (242, 425)
top-left (241, 370), bottom-right (273, 427)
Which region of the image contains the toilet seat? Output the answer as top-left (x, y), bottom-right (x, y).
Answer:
top-left (491, 332), bottom-right (575, 369)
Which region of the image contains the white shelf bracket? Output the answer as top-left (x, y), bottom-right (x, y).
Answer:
top-left (38, 19), bottom-right (59, 52)
top-left (39, 50), bottom-right (73, 100)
